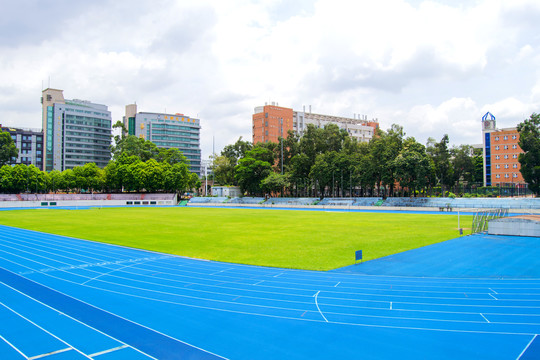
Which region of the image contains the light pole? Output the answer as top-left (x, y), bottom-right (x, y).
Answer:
top-left (280, 118), bottom-right (283, 175)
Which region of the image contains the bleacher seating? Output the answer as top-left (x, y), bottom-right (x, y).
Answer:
top-left (318, 198), bottom-right (355, 206)
top-left (189, 197), bottom-right (228, 204)
top-left (266, 197), bottom-right (318, 205)
top-left (352, 197), bottom-right (383, 206)
top-left (228, 197), bottom-right (265, 204)
top-left (0, 194), bottom-right (19, 201)
top-left (377, 197), bottom-right (540, 210)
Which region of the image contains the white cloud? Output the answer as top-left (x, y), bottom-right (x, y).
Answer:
top-left (1, 0), bottom-right (540, 159)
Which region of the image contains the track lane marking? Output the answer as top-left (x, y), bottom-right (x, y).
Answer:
top-left (0, 282), bottom-right (154, 360)
top-left (517, 334), bottom-right (537, 360)
top-left (314, 291), bottom-right (328, 322)
top-left (28, 347), bottom-right (73, 360)
top-left (87, 344), bottom-right (128, 358)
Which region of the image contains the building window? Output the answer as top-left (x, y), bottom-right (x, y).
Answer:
top-left (505, 164), bottom-right (509, 169)
top-left (505, 174), bottom-right (509, 178)
top-left (513, 164), bottom-right (518, 168)
top-left (495, 165), bottom-right (500, 169)
top-left (495, 155), bottom-right (500, 160)
top-left (513, 154), bottom-right (518, 159)
top-left (512, 144), bottom-right (517, 149)
top-left (513, 173), bottom-right (518, 178)
top-left (512, 135), bottom-right (517, 139)
top-left (504, 155), bottom-right (509, 159)
top-left (495, 146), bottom-right (499, 150)
top-left (503, 145), bottom-right (508, 150)
top-left (494, 136), bottom-right (499, 141)
top-left (503, 136), bottom-right (508, 140)
top-left (496, 174), bottom-right (500, 179)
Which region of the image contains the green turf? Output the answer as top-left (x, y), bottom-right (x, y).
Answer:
top-left (0, 207), bottom-right (471, 271)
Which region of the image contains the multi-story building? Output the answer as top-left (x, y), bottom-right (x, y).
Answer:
top-left (41, 88), bottom-right (112, 171)
top-left (294, 110), bottom-right (379, 142)
top-left (124, 104), bottom-right (202, 176)
top-left (0, 125), bottom-right (44, 167)
top-left (252, 103), bottom-right (294, 144)
top-left (253, 103), bottom-right (379, 144)
top-left (481, 112), bottom-right (525, 186)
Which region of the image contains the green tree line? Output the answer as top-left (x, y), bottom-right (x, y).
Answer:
top-left (212, 124), bottom-right (486, 197)
top-left (0, 130), bottom-right (200, 194)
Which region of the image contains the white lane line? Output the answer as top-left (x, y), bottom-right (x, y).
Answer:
top-left (273, 273), bottom-right (283, 278)
top-left (252, 280), bottom-right (265, 286)
top-left (314, 291), bottom-right (328, 322)
top-left (480, 313), bottom-right (490, 323)
top-left (489, 293), bottom-right (498, 300)
top-left (517, 334), bottom-right (537, 360)
top-left (0, 302), bottom-right (91, 359)
top-left (390, 302), bottom-right (392, 310)
top-left (29, 347), bottom-right (73, 360)
top-left (210, 269), bottom-right (231, 276)
top-left (489, 288), bottom-right (498, 294)
top-left (334, 282), bottom-right (341, 287)
top-left (88, 344), bottom-right (128, 358)
top-left (0, 277), bottom-right (228, 360)
top-left (5, 259), bottom-right (539, 337)
top-left (0, 282), bottom-right (154, 360)
top-left (0, 334), bottom-right (28, 359)
top-left (81, 261), bottom-right (150, 285)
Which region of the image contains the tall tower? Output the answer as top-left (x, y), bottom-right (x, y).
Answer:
top-left (41, 89), bottom-right (65, 171)
top-left (481, 112), bottom-right (496, 187)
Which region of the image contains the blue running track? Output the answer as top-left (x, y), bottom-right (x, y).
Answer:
top-left (0, 224), bottom-right (539, 359)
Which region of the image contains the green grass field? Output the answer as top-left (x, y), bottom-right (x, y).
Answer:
top-left (0, 207), bottom-right (471, 270)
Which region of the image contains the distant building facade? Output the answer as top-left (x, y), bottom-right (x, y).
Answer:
top-left (481, 112), bottom-right (525, 187)
top-left (293, 110), bottom-right (379, 143)
top-left (252, 103), bottom-right (294, 144)
top-left (124, 104), bottom-right (202, 176)
top-left (253, 103), bottom-right (379, 144)
top-left (0, 125), bottom-right (43, 167)
top-left (41, 88), bottom-right (112, 171)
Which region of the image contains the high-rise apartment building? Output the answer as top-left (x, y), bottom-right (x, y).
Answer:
top-left (253, 103), bottom-right (379, 144)
top-left (41, 88), bottom-right (112, 171)
top-left (123, 104), bottom-right (202, 176)
top-left (481, 112), bottom-right (525, 186)
top-left (0, 125), bottom-right (44, 167)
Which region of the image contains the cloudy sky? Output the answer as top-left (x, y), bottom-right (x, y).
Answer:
top-left (1, 0), bottom-right (539, 159)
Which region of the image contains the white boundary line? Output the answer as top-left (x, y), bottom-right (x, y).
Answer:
top-left (0, 270), bottom-right (229, 360)
top-left (314, 291), bottom-right (328, 322)
top-left (0, 282), bottom-right (155, 360)
top-left (0, 302), bottom-right (91, 359)
top-left (516, 334), bottom-right (537, 360)
top-left (0, 334), bottom-right (28, 359)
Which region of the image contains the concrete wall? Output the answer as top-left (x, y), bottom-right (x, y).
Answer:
top-left (488, 217), bottom-right (540, 237)
top-left (0, 199), bottom-right (176, 208)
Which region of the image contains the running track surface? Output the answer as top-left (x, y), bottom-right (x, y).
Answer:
top-left (1, 225), bottom-right (540, 359)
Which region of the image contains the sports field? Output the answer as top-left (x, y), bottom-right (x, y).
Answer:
top-left (0, 207), bottom-right (470, 270)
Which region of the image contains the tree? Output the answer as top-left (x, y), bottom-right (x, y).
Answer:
top-left (235, 156), bottom-right (272, 196)
top-left (451, 145), bottom-right (475, 186)
top-left (427, 134), bottom-right (453, 195)
top-left (0, 130), bottom-right (18, 166)
top-left (221, 137), bottom-right (252, 166)
top-left (211, 155), bottom-right (236, 185)
top-left (112, 135), bottom-right (159, 162)
top-left (261, 173), bottom-right (290, 196)
top-left (517, 113), bottom-right (540, 196)
top-left (368, 125), bottom-right (404, 197)
top-left (393, 137), bottom-right (430, 196)
top-left (156, 148), bottom-right (188, 165)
